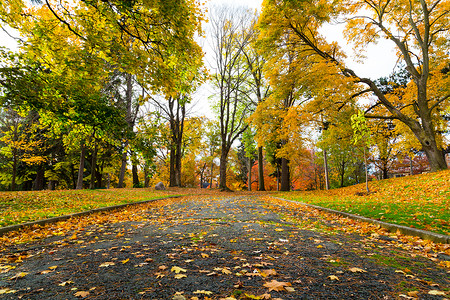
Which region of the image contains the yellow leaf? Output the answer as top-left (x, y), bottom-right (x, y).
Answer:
top-left (348, 267), bottom-right (367, 273)
top-left (428, 290), bottom-right (446, 296)
top-left (99, 262), bottom-right (115, 267)
top-left (193, 290), bottom-right (213, 295)
top-left (174, 274), bottom-right (187, 279)
top-left (328, 275), bottom-right (339, 281)
top-left (0, 288), bottom-right (17, 294)
top-left (171, 266), bottom-right (187, 273)
top-left (59, 281), bottom-right (74, 286)
top-left (275, 228), bottom-right (284, 232)
top-left (48, 266), bottom-right (58, 270)
top-left (10, 272), bottom-right (28, 280)
top-left (201, 253), bottom-right (209, 258)
top-left (121, 259), bottom-right (129, 264)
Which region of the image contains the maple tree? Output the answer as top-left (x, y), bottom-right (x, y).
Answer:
top-left (258, 0), bottom-right (450, 172)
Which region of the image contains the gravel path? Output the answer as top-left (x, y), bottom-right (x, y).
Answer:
top-left (0, 195), bottom-right (448, 299)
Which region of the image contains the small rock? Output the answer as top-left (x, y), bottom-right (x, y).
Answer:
top-left (155, 182), bottom-right (166, 190)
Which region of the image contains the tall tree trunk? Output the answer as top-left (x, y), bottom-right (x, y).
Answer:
top-left (339, 160), bottom-right (346, 188)
top-left (169, 146), bottom-right (177, 187)
top-left (89, 140), bottom-right (98, 189)
top-left (248, 157), bottom-right (252, 191)
top-left (210, 162), bottom-right (214, 189)
top-left (257, 146), bottom-right (265, 191)
top-left (33, 166), bottom-right (45, 190)
top-left (219, 146), bottom-right (229, 190)
top-left (11, 148), bottom-right (17, 191)
top-left (144, 166), bottom-right (150, 188)
top-left (280, 157), bottom-right (290, 191)
top-left (409, 155), bottom-right (414, 175)
top-left (118, 142), bottom-right (128, 188)
top-left (76, 142), bottom-right (86, 190)
top-left (364, 147), bottom-right (370, 193)
top-left (323, 149), bottom-right (329, 190)
top-left (132, 164), bottom-right (139, 187)
top-left (175, 142), bottom-right (182, 186)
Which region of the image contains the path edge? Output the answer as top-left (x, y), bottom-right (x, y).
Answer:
top-left (0, 195), bottom-right (182, 236)
top-left (272, 196), bottom-right (450, 244)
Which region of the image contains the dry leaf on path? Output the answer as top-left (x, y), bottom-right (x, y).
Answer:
top-left (263, 279), bottom-right (292, 291)
top-left (171, 266), bottom-right (187, 273)
top-left (428, 290), bottom-right (446, 295)
top-left (99, 262), bottom-right (115, 267)
top-left (74, 291), bottom-right (90, 298)
top-left (348, 267), bottom-right (367, 273)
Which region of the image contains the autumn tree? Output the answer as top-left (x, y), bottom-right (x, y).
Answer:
top-left (209, 5), bottom-right (256, 190)
top-left (258, 0), bottom-right (450, 172)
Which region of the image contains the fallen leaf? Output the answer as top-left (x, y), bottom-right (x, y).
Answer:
top-left (428, 290), bottom-right (446, 296)
top-left (174, 274), bottom-right (187, 279)
top-left (285, 286), bottom-right (295, 292)
top-left (193, 290), bottom-right (213, 295)
top-left (59, 281), bottom-right (74, 286)
top-left (74, 291), bottom-right (90, 298)
top-left (275, 228), bottom-right (284, 232)
top-left (201, 253), bottom-right (209, 258)
top-left (158, 265), bottom-right (168, 270)
top-left (261, 269), bottom-right (277, 277)
top-left (171, 266), bottom-right (187, 273)
top-left (10, 272), bottom-right (28, 280)
top-left (155, 272), bottom-right (165, 278)
top-left (172, 294), bottom-right (186, 300)
top-left (0, 288), bottom-right (17, 294)
top-left (99, 262), bottom-right (115, 267)
top-left (263, 280), bottom-right (292, 291)
top-left (348, 267), bottom-right (367, 273)
top-left (328, 275), bottom-right (339, 281)
top-left (121, 259), bottom-right (129, 264)
top-left (407, 291), bottom-right (419, 297)
top-left (222, 268), bottom-right (232, 275)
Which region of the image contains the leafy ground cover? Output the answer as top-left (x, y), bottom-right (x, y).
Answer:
top-left (0, 188), bottom-right (182, 227)
top-left (0, 195), bottom-right (449, 299)
top-left (278, 170), bottom-right (450, 236)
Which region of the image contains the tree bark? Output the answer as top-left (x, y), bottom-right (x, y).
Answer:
top-left (248, 157), bottom-right (252, 191)
top-left (33, 166), bottom-right (45, 191)
top-left (76, 142), bottom-right (86, 190)
top-left (323, 149), bottom-right (329, 190)
top-left (257, 146), bottom-right (265, 191)
top-left (219, 146), bottom-right (230, 190)
top-left (280, 157), bottom-right (290, 191)
top-left (117, 141), bottom-right (128, 188)
top-left (364, 147), bottom-right (370, 193)
top-left (11, 148), bottom-right (17, 191)
top-left (132, 164), bottom-right (139, 187)
top-left (89, 140), bottom-right (98, 189)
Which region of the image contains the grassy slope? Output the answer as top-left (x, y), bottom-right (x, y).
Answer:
top-left (278, 169), bottom-right (450, 236)
top-left (0, 188), bottom-right (179, 227)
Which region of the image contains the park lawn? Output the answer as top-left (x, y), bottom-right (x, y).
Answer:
top-left (278, 169), bottom-right (450, 236)
top-left (0, 188), bottom-right (179, 227)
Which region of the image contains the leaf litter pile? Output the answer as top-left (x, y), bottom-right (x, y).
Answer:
top-left (0, 195), bottom-right (449, 299)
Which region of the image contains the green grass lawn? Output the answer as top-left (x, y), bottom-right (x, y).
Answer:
top-left (277, 170), bottom-right (450, 236)
top-left (0, 188), bottom-right (179, 227)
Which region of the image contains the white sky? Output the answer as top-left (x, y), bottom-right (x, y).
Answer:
top-left (0, 0), bottom-right (398, 117)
